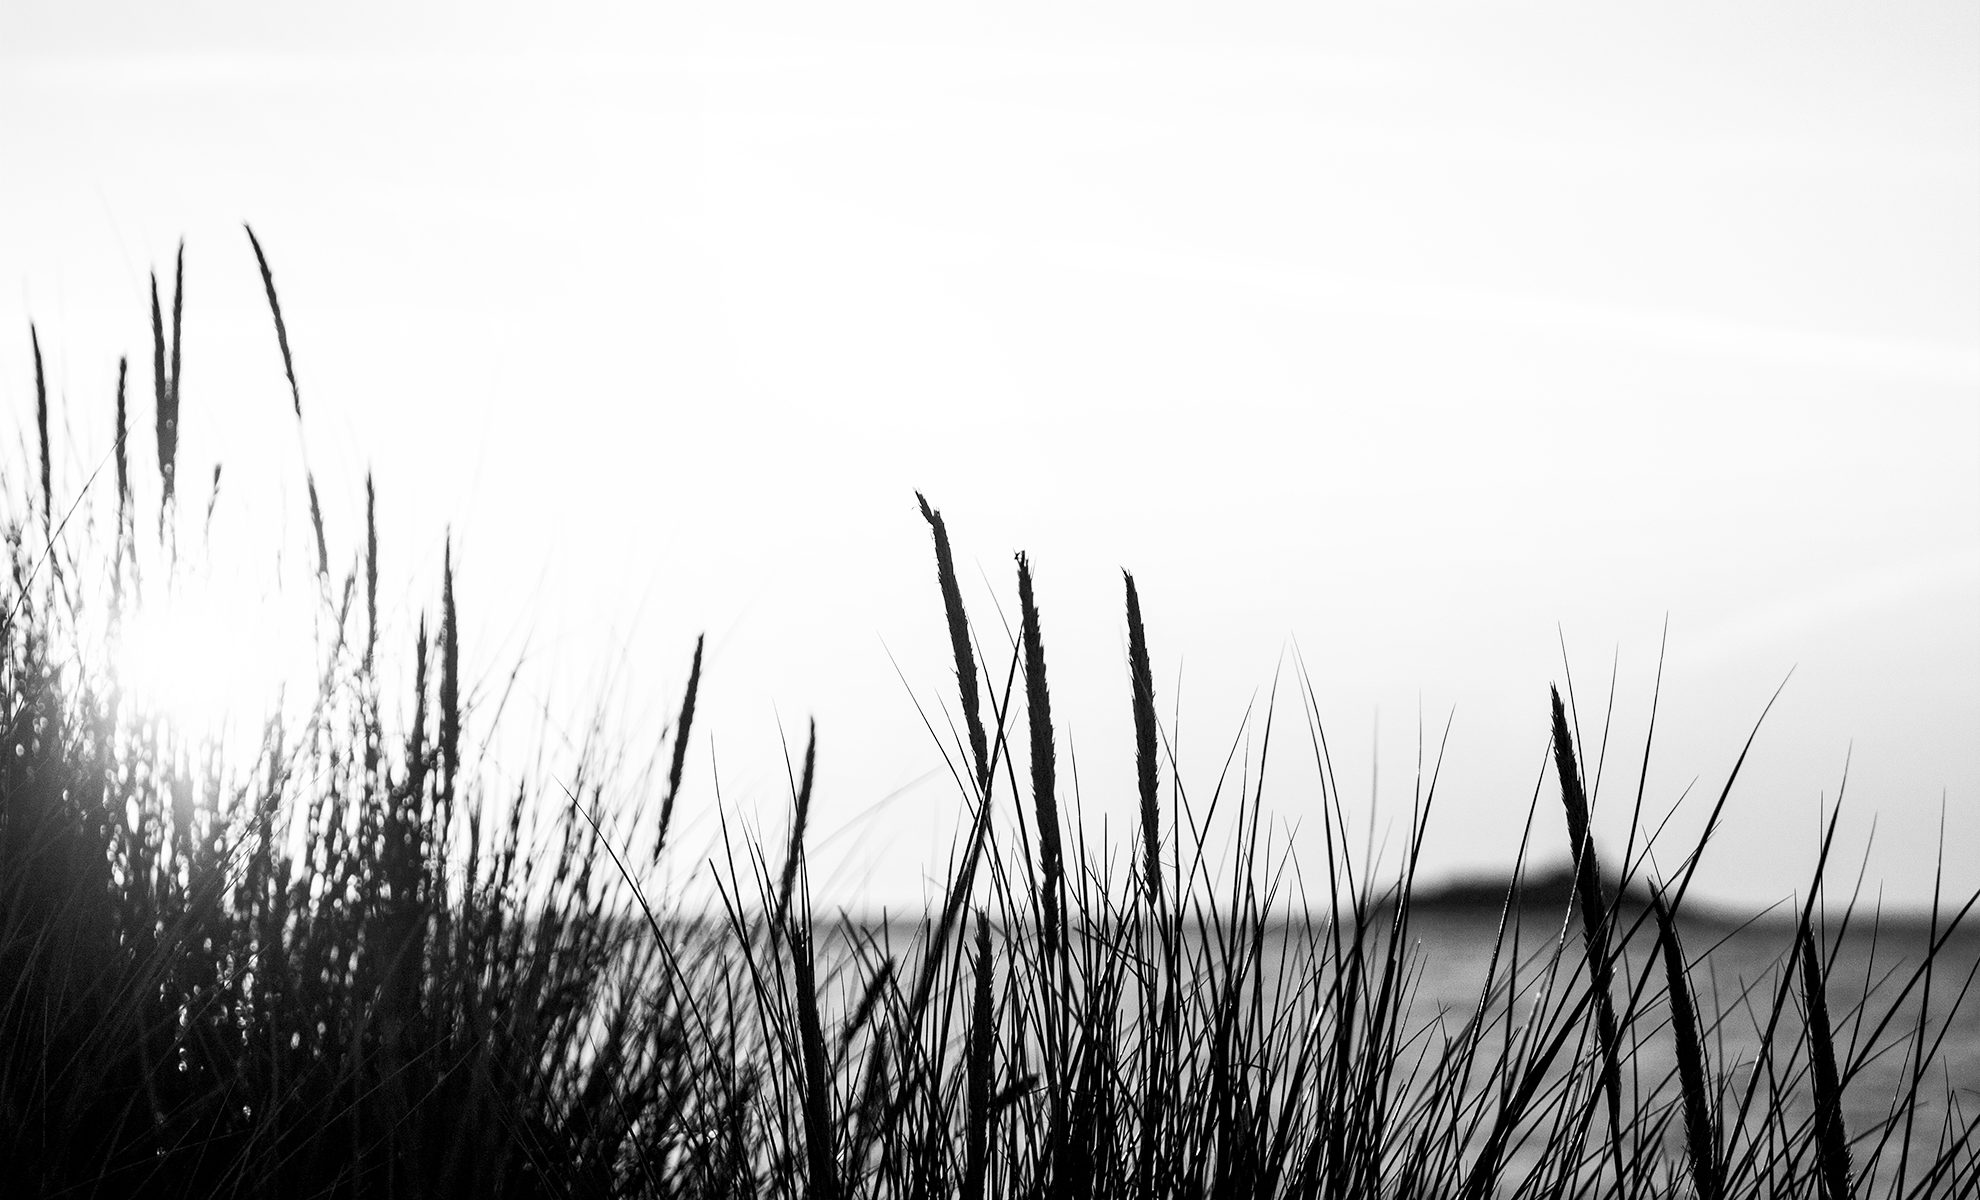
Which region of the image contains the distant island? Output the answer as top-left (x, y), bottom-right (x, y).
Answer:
top-left (1395, 863), bottom-right (1727, 928)
top-left (1398, 865), bottom-right (1957, 934)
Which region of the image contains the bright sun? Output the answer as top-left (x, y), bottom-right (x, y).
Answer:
top-left (111, 575), bottom-right (312, 743)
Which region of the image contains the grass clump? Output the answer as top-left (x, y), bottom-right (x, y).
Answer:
top-left (3, 236), bottom-right (1978, 1199)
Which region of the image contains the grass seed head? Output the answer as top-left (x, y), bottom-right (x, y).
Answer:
top-left (1549, 683), bottom-right (1622, 1145)
top-left (1126, 570), bottom-right (1160, 909)
top-left (919, 492), bottom-right (988, 791)
top-left (655, 632), bottom-right (704, 862)
top-left (1017, 552), bottom-right (1063, 955)
top-left (1653, 882), bottom-right (1721, 1200)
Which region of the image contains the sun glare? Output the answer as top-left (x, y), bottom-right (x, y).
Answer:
top-left (110, 576), bottom-right (311, 744)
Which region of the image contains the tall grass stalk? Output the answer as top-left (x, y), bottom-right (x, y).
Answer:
top-left (775, 718), bottom-right (819, 929)
top-left (32, 325), bottom-right (49, 545)
top-left (149, 244), bottom-right (184, 523)
top-left (1653, 881), bottom-right (1722, 1200)
top-left (1550, 684), bottom-right (1624, 1149)
top-left (964, 912), bottom-right (994, 1200)
top-left (917, 491), bottom-right (987, 792)
top-left (1125, 569), bottom-right (1161, 912)
top-left (654, 633), bottom-right (704, 861)
top-left (1016, 553), bottom-right (1062, 958)
top-left (791, 917), bottom-right (842, 1200)
top-left (244, 226), bottom-right (328, 579)
top-left (900, 493), bottom-right (1005, 1035)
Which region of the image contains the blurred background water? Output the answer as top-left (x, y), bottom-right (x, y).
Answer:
top-left (1302, 909), bottom-right (1979, 1188)
top-left (797, 904), bottom-right (1980, 1188)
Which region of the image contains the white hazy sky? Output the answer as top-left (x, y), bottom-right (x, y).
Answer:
top-left (3, 2), bottom-right (1977, 912)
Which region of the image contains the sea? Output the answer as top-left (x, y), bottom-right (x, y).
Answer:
top-left (789, 905), bottom-right (1980, 1192)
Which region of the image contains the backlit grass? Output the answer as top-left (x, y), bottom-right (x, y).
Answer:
top-left (3, 235), bottom-right (1975, 1198)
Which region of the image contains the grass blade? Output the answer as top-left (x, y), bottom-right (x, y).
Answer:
top-left (1802, 922), bottom-right (1855, 1200)
top-left (245, 224), bottom-right (302, 418)
top-left (965, 912), bottom-right (994, 1200)
top-left (789, 917), bottom-right (842, 1200)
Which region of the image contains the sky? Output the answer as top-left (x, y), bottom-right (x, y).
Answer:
top-left (3, 2), bottom-right (1977, 913)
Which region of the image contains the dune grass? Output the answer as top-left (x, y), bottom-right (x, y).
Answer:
top-left (3, 236), bottom-right (1978, 1198)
